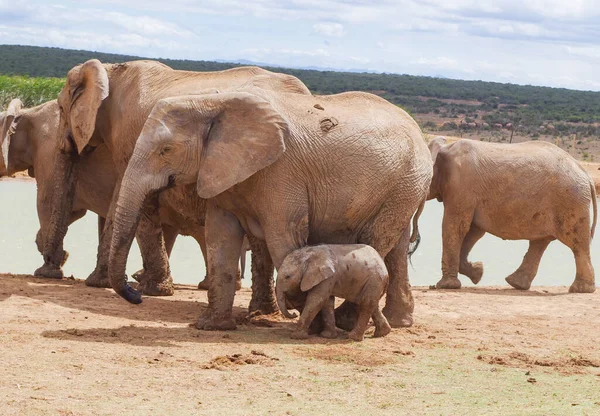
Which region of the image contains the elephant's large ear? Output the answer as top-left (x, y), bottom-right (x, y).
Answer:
top-left (64, 59), bottom-right (109, 154)
top-left (300, 247), bottom-right (337, 292)
top-left (0, 99), bottom-right (23, 171)
top-left (428, 136), bottom-right (447, 163)
top-left (184, 92), bottom-right (288, 198)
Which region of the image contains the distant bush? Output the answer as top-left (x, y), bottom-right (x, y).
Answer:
top-left (0, 75), bottom-right (64, 109)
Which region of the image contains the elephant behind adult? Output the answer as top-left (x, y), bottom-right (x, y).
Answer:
top-left (0, 98), bottom-right (115, 272)
top-left (428, 136), bottom-right (597, 292)
top-left (46, 59), bottom-right (311, 311)
top-left (108, 86), bottom-right (433, 330)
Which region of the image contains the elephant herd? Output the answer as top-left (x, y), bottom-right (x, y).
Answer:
top-left (0, 59), bottom-right (596, 341)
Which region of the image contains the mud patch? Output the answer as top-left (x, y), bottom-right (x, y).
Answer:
top-left (236, 311), bottom-right (288, 327)
top-left (477, 351), bottom-right (600, 374)
top-left (201, 350), bottom-right (279, 371)
top-left (299, 345), bottom-right (397, 366)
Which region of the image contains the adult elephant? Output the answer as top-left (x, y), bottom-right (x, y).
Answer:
top-left (428, 136), bottom-right (596, 292)
top-left (45, 60), bottom-right (310, 311)
top-left (0, 98), bottom-right (115, 273)
top-left (0, 98), bottom-right (247, 287)
top-left (108, 85), bottom-right (433, 330)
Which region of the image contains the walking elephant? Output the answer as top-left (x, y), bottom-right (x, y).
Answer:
top-left (108, 85), bottom-right (433, 330)
top-left (44, 59), bottom-right (311, 313)
top-left (428, 136), bottom-right (597, 292)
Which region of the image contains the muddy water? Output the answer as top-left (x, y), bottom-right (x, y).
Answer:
top-left (1, 180), bottom-right (598, 288)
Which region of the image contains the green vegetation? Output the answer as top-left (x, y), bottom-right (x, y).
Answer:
top-left (2, 44), bottom-right (600, 137)
top-left (0, 74), bottom-right (64, 108)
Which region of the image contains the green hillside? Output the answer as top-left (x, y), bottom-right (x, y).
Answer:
top-left (2, 44), bottom-right (600, 138)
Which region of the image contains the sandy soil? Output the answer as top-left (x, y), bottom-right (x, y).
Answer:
top-left (2, 274), bottom-right (599, 415)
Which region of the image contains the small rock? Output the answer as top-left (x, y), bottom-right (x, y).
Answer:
top-left (527, 377), bottom-right (536, 384)
top-left (314, 104), bottom-right (324, 110)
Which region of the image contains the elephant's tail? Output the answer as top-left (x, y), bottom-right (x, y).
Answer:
top-left (408, 199), bottom-right (426, 259)
top-left (591, 181), bottom-right (597, 239)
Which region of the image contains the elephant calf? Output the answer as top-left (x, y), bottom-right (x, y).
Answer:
top-left (428, 136), bottom-right (597, 293)
top-left (276, 244), bottom-right (392, 341)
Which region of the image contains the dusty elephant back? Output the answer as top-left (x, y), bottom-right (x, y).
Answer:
top-left (438, 139), bottom-right (595, 240)
top-left (236, 88), bottom-right (432, 244)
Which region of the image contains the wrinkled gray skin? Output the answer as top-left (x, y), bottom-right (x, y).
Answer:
top-left (428, 136), bottom-right (597, 292)
top-left (48, 59), bottom-right (310, 311)
top-left (0, 99), bottom-right (115, 273)
top-left (109, 85), bottom-right (432, 331)
top-left (276, 244), bottom-right (391, 341)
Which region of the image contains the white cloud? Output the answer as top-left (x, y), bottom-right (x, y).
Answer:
top-left (313, 22), bottom-right (344, 37)
top-left (2, 0), bottom-right (600, 90)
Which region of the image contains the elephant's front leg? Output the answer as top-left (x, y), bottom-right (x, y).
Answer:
top-left (382, 225), bottom-right (414, 327)
top-left (35, 151), bottom-right (78, 279)
top-left (505, 238), bottom-right (552, 290)
top-left (134, 208), bottom-right (174, 296)
top-left (132, 223), bottom-right (177, 283)
top-left (291, 290), bottom-right (331, 339)
top-left (437, 206), bottom-right (474, 289)
top-left (195, 203), bottom-right (244, 330)
top-left (196, 228), bottom-right (243, 291)
top-left (248, 235), bottom-right (277, 315)
top-left (459, 224), bottom-right (485, 284)
top-left (35, 209), bottom-right (87, 279)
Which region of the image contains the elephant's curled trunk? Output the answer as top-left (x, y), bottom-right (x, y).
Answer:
top-left (109, 161), bottom-right (154, 304)
top-left (276, 283), bottom-right (298, 319)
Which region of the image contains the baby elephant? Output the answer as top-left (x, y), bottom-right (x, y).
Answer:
top-left (428, 136), bottom-right (597, 293)
top-left (276, 244), bottom-right (391, 341)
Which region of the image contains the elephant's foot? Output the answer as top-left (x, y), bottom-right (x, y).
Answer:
top-left (382, 306), bottom-right (413, 328)
top-left (347, 329), bottom-right (365, 342)
top-left (569, 280), bottom-right (596, 294)
top-left (34, 263), bottom-right (64, 279)
top-left (505, 272), bottom-right (533, 291)
top-left (374, 322), bottom-right (392, 338)
top-left (248, 291), bottom-right (278, 316)
top-left (435, 276), bottom-right (462, 290)
top-left (308, 313), bottom-right (325, 335)
top-left (139, 275), bottom-right (175, 296)
top-left (334, 301), bottom-right (359, 331)
top-left (195, 310), bottom-right (237, 331)
top-left (290, 329), bottom-right (310, 340)
top-left (463, 261), bottom-right (484, 285)
top-left (197, 275), bottom-right (242, 291)
top-left (320, 328), bottom-right (338, 339)
top-left (85, 268), bottom-right (111, 288)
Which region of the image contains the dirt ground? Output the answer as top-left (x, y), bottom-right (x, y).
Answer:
top-left (1, 274), bottom-right (599, 415)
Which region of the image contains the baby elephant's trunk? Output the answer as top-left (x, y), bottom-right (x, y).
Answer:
top-left (276, 283), bottom-right (298, 319)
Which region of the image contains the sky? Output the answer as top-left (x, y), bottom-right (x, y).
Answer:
top-left (2, 0), bottom-right (600, 91)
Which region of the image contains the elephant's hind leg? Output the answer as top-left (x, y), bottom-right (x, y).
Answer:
top-left (459, 224), bottom-right (486, 284)
top-left (564, 230), bottom-right (595, 293)
top-left (505, 238), bottom-right (552, 290)
top-left (372, 306), bottom-right (391, 338)
top-left (381, 225), bottom-right (414, 328)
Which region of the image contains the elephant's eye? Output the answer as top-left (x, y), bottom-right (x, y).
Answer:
top-left (159, 146), bottom-right (173, 156)
top-left (285, 275), bottom-right (291, 279)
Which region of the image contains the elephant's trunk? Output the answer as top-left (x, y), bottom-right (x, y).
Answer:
top-left (276, 282), bottom-right (298, 319)
top-left (109, 156), bottom-right (160, 304)
top-left (37, 150), bottom-right (78, 276)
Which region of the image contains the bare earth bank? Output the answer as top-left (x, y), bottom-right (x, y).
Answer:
top-left (1, 274), bottom-right (599, 415)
